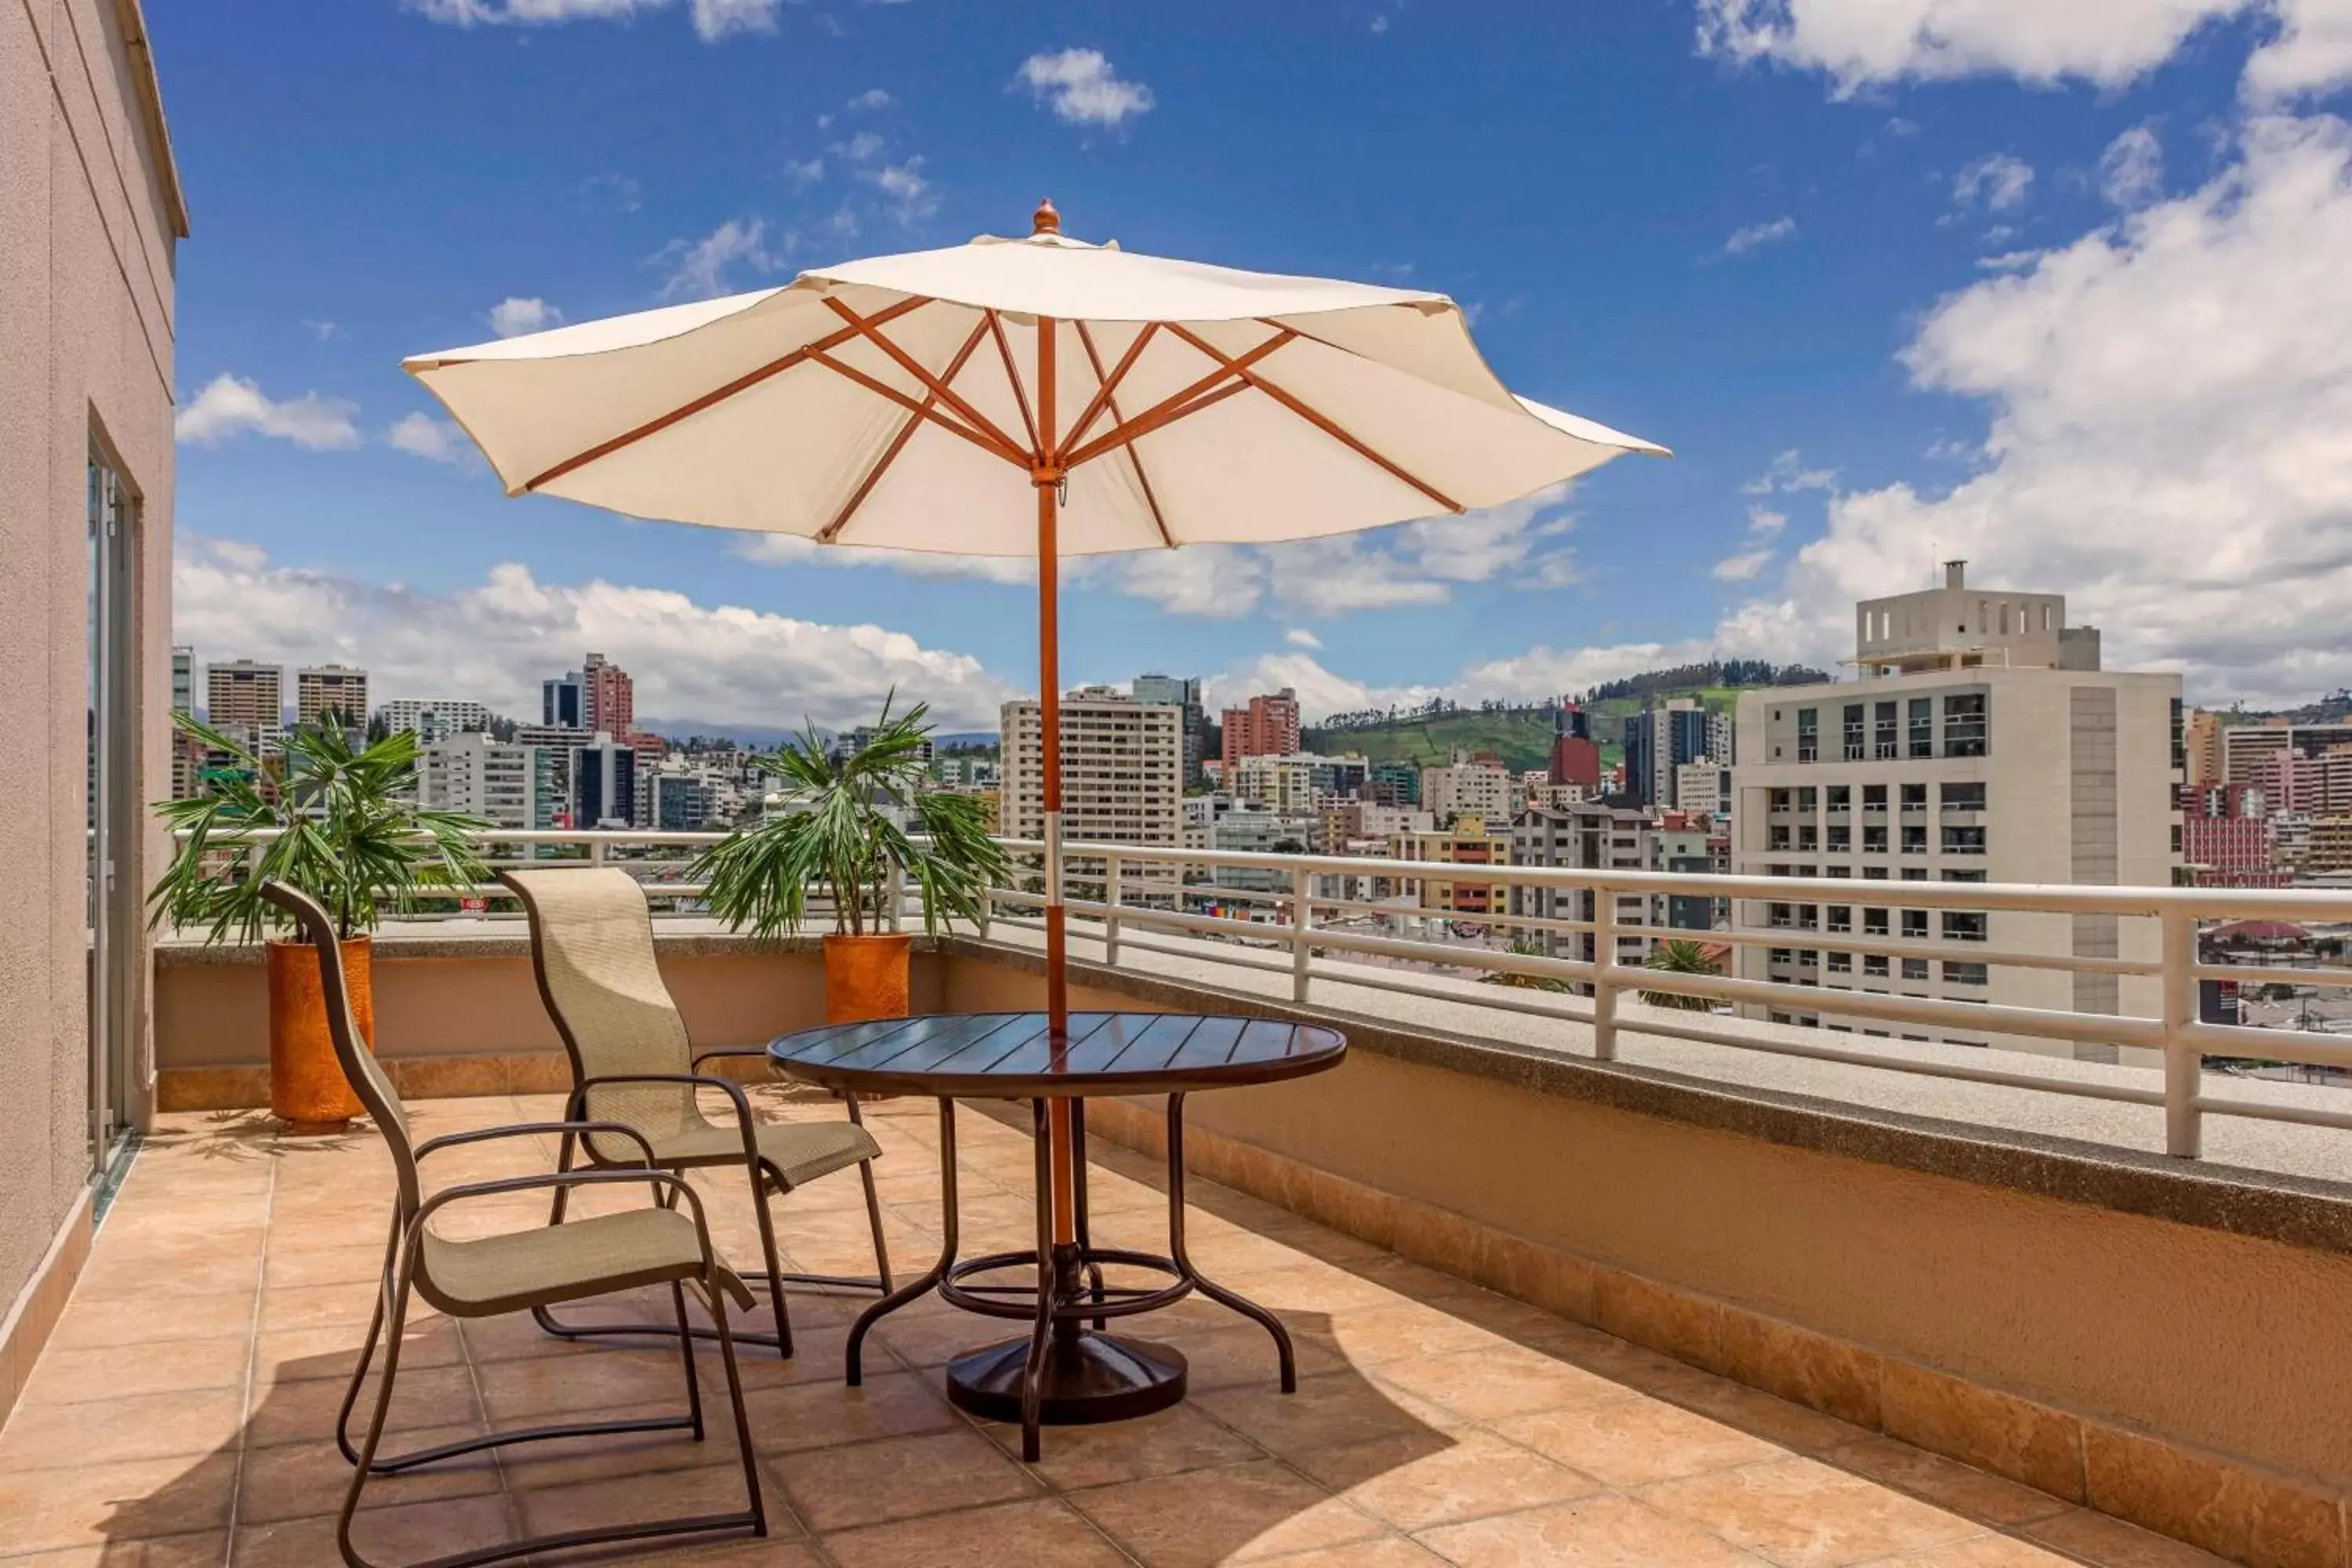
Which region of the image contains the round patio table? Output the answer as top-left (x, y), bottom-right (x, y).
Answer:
top-left (768, 1010), bottom-right (1345, 1460)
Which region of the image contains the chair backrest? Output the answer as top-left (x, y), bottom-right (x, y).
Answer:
top-left (501, 868), bottom-right (701, 1140)
top-left (258, 881), bottom-right (423, 1214)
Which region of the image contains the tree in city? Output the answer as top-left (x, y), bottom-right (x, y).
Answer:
top-left (1639, 938), bottom-right (1721, 1011)
top-left (691, 695), bottom-right (1006, 937)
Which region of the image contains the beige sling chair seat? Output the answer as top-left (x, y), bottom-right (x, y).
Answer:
top-left (501, 867), bottom-right (891, 1359)
top-left (259, 880), bottom-right (765, 1568)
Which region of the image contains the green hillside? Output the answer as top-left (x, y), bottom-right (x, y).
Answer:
top-left (1303, 684), bottom-right (1748, 773)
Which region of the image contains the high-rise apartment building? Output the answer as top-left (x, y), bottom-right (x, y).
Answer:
top-left (1001, 686), bottom-right (1183, 896)
top-left (1221, 688), bottom-right (1301, 769)
top-left (1511, 803), bottom-right (1655, 967)
top-left (1622, 699), bottom-right (1720, 808)
top-left (543, 670), bottom-right (585, 728)
top-left (420, 734), bottom-right (539, 829)
top-left (376, 699), bottom-right (493, 741)
top-left (1229, 753), bottom-right (1322, 814)
top-left (2180, 782), bottom-right (2280, 887)
top-left (1729, 562), bottom-right (2183, 1063)
top-left (2244, 746), bottom-right (2352, 817)
top-left (1388, 818), bottom-right (1513, 919)
top-left (2221, 720), bottom-right (2352, 784)
top-left (170, 648), bottom-right (192, 715)
top-left (584, 652), bottom-right (633, 738)
top-left (2184, 710), bottom-right (2223, 786)
top-left (295, 664), bottom-right (368, 732)
top-left (1549, 702), bottom-right (1602, 792)
top-left (1133, 673), bottom-right (1207, 789)
top-left (1421, 751), bottom-right (1511, 826)
top-left (205, 660), bottom-right (282, 739)
top-left (169, 648), bottom-right (198, 799)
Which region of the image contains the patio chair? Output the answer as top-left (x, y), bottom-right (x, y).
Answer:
top-left (257, 880), bottom-right (764, 1568)
top-left (500, 866), bottom-right (891, 1358)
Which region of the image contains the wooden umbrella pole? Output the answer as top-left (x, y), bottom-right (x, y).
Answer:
top-left (1036, 291), bottom-right (1079, 1250)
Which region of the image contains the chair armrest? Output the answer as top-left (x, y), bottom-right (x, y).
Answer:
top-left (688, 1044), bottom-right (777, 1076)
top-left (414, 1120), bottom-right (658, 1167)
top-left (568, 1073), bottom-right (761, 1166)
top-left (410, 1168), bottom-right (753, 1311)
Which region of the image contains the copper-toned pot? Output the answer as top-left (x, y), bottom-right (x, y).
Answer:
top-left (266, 935), bottom-right (373, 1131)
top-left (822, 932), bottom-right (912, 1024)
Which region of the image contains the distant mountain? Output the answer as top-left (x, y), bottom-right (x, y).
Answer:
top-left (636, 721), bottom-right (1000, 750)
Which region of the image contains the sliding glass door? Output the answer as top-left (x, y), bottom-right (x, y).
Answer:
top-left (86, 445), bottom-right (141, 1174)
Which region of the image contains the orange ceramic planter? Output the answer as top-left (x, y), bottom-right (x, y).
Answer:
top-left (822, 932), bottom-right (912, 1024)
top-left (266, 935), bottom-right (374, 1131)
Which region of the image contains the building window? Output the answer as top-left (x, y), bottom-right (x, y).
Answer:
top-left (1828, 951), bottom-right (1853, 972)
top-left (1940, 868), bottom-right (1988, 884)
top-left (1863, 955), bottom-right (1890, 978)
top-left (1901, 825), bottom-right (1927, 854)
top-left (1940, 781), bottom-right (1985, 811)
top-left (1944, 693), bottom-right (1988, 757)
top-left (1769, 902), bottom-right (1793, 929)
top-left (1826, 866), bottom-right (1852, 878)
top-left (1942, 911), bottom-right (1987, 942)
top-left (1842, 703), bottom-right (1865, 760)
top-left (1863, 866), bottom-right (1889, 880)
top-left (1900, 867), bottom-right (1928, 880)
top-left (1902, 909), bottom-right (1929, 938)
top-left (1769, 787), bottom-right (1791, 811)
top-left (1908, 697), bottom-right (1933, 758)
top-left (1863, 825), bottom-right (1888, 852)
top-left (1797, 708), bottom-right (1818, 763)
top-left (1943, 961), bottom-right (1989, 985)
top-left (1769, 826), bottom-right (1791, 851)
top-left (1798, 826), bottom-right (1818, 851)
top-left (1827, 785), bottom-right (1850, 811)
top-left (1900, 782), bottom-right (1927, 811)
top-left (1864, 907), bottom-right (1889, 936)
top-left (1862, 784), bottom-right (1886, 813)
top-left (1875, 702), bottom-right (1899, 759)
top-left (1901, 957), bottom-right (1930, 981)
top-left (1828, 824), bottom-right (1851, 851)
top-left (1828, 905), bottom-right (1853, 931)
top-left (1942, 825), bottom-right (1987, 855)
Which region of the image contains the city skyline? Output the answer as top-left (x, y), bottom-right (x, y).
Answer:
top-left (157, 4), bottom-right (2352, 733)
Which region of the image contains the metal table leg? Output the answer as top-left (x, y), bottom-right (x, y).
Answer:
top-left (1167, 1091), bottom-right (1297, 1391)
top-left (845, 1097), bottom-right (960, 1386)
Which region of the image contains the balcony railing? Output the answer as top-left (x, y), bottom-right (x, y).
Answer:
top-left (175, 826), bottom-right (2352, 1160)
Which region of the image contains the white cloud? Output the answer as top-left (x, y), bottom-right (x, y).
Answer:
top-left (1740, 449), bottom-right (1838, 494)
top-left (173, 535), bottom-right (1019, 731)
top-left (1711, 505), bottom-right (1788, 582)
top-left (785, 157), bottom-right (826, 187)
top-left (731, 534), bottom-right (1038, 586)
top-left (1954, 153), bottom-right (2035, 214)
top-left (2100, 125), bottom-right (2166, 207)
top-left (652, 218), bottom-right (789, 300)
top-left (1723, 216), bottom-right (1797, 254)
top-left (831, 130), bottom-right (885, 162)
top-left (383, 413), bottom-right (477, 466)
top-left (1712, 548), bottom-right (1776, 582)
top-left (487, 296), bottom-right (561, 338)
top-left (1745, 506), bottom-right (1789, 537)
top-left (1717, 113), bottom-right (2352, 705)
top-left (1975, 249), bottom-right (2046, 270)
top-left (1016, 48), bottom-right (1156, 128)
top-left (406, 0), bottom-right (780, 41)
top-left (2245, 0), bottom-right (2352, 99)
top-left (1284, 628), bottom-right (1323, 648)
top-left (847, 87), bottom-right (895, 110)
top-left (868, 158), bottom-right (939, 223)
top-left (303, 319), bottom-right (339, 341)
top-left (175, 374), bottom-right (360, 450)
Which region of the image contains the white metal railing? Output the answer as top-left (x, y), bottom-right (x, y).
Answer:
top-left (172, 826), bottom-right (2352, 1159)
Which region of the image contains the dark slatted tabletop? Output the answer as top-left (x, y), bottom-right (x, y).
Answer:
top-left (768, 1011), bottom-right (1346, 1098)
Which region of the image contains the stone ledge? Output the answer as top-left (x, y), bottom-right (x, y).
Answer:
top-left (1071, 1091), bottom-right (2350, 1568)
top-left (944, 935), bottom-right (2352, 1258)
top-left (155, 926), bottom-right (946, 964)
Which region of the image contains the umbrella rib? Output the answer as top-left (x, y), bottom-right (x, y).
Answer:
top-left (822, 297), bottom-right (1029, 463)
top-left (805, 348), bottom-right (1030, 469)
top-left (816, 317), bottom-right (996, 544)
top-left (517, 296), bottom-right (929, 495)
top-left (983, 310), bottom-right (1040, 456)
top-left (1074, 321), bottom-right (1176, 550)
top-left (1059, 321), bottom-right (1161, 459)
top-left (1059, 329), bottom-right (1298, 471)
top-left (1163, 322), bottom-right (1462, 514)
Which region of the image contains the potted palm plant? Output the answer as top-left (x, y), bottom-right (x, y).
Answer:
top-left (149, 716), bottom-right (491, 1130)
top-left (1639, 937), bottom-right (1723, 1011)
top-left (691, 697), bottom-right (1006, 1022)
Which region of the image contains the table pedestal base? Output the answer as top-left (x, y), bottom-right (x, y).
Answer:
top-left (946, 1331), bottom-right (1187, 1427)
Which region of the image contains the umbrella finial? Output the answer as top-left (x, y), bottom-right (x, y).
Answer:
top-left (1032, 197), bottom-right (1060, 237)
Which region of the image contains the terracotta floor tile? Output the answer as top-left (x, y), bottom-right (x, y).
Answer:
top-left (75, 1247), bottom-right (263, 1301)
top-left (608, 1538), bottom-right (826, 1566)
top-left (1492, 1396), bottom-right (1786, 1486)
top-left (1295, 1428), bottom-right (1604, 1531)
top-left (0, 1388), bottom-right (246, 1469)
top-left (246, 1363), bottom-right (481, 1449)
top-left (776, 1425), bottom-right (1039, 1530)
top-left (2, 1532), bottom-right (230, 1566)
top-left (1321, 1301), bottom-right (1515, 1366)
top-left (1639, 1454), bottom-right (1984, 1567)
top-left (1374, 1345), bottom-right (1628, 1421)
top-left (2022, 1508), bottom-right (2241, 1568)
top-left (821, 1495), bottom-right (1134, 1568)
top-left (1194, 1372), bottom-right (1443, 1460)
top-left (251, 1317), bottom-right (465, 1388)
top-left (1162, 1322), bottom-right (1348, 1392)
top-left (235, 1423), bottom-right (500, 1523)
top-left (17, 1333), bottom-right (253, 1405)
top-left (1823, 1436), bottom-right (2075, 1527)
top-left (45, 1289), bottom-right (257, 1352)
top-left (511, 1460), bottom-right (779, 1543)
top-left (0, 1454), bottom-right (238, 1555)
top-left (1414, 1493), bottom-right (1772, 1566)
top-left (1875, 1536), bottom-right (2084, 1565)
top-left (741, 1370), bottom-right (959, 1454)
top-left (231, 1495), bottom-right (520, 1568)
top-left (474, 1342), bottom-right (699, 1422)
top-left (259, 1243), bottom-right (394, 1290)
top-left (1250, 1537), bottom-right (1452, 1567)
top-left (1070, 1457), bottom-right (1389, 1566)
top-left (975, 1400), bottom-right (1263, 1490)
top-left (255, 1283), bottom-right (394, 1334)
top-left (1667, 1372), bottom-right (1880, 1455)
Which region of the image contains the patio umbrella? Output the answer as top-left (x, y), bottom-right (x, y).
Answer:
top-left (404, 199), bottom-right (1665, 1257)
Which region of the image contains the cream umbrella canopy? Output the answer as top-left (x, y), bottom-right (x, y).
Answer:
top-left (404, 197), bottom-right (1665, 1263)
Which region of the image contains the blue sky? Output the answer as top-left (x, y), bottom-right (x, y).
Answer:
top-left (158, 1), bottom-right (2352, 731)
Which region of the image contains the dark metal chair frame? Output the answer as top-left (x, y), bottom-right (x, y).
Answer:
top-left (500, 868), bottom-right (893, 1359)
top-left (259, 881), bottom-right (766, 1568)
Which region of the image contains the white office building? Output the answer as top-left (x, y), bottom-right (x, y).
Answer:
top-left (1421, 751), bottom-right (1512, 826)
top-left (377, 699), bottom-right (493, 742)
top-left (420, 734), bottom-right (543, 830)
top-left (1730, 563), bottom-right (2182, 1064)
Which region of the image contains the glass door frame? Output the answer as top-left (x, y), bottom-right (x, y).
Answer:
top-left (87, 437), bottom-right (143, 1175)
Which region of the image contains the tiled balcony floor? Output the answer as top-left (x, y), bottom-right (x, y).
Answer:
top-left (0, 1090), bottom-right (2232, 1568)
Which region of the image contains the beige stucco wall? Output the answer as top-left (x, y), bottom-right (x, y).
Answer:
top-left (940, 953), bottom-right (2352, 1490)
top-left (0, 1), bottom-right (181, 1320)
